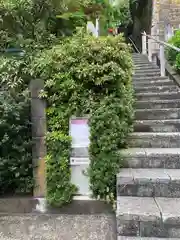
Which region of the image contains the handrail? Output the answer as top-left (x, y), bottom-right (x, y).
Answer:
top-left (142, 32), bottom-right (180, 52)
top-left (141, 31), bottom-right (180, 77)
top-left (128, 36), bottom-right (140, 53)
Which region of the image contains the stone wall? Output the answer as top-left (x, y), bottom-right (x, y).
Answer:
top-left (152, 0), bottom-right (180, 40)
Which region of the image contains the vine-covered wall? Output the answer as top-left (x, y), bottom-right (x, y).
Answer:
top-left (30, 32), bottom-right (134, 207)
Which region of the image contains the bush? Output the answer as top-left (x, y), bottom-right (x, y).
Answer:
top-left (0, 56), bottom-right (32, 195)
top-left (30, 31), bottom-right (134, 207)
top-left (166, 30), bottom-right (180, 72)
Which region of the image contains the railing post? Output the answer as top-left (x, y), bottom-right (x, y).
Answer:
top-left (148, 38), bottom-right (152, 62)
top-left (142, 32), bottom-right (147, 55)
top-left (160, 45), bottom-right (165, 77)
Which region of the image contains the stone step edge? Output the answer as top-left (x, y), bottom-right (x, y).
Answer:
top-left (136, 91), bottom-right (180, 96)
top-left (121, 148), bottom-right (180, 157)
top-left (133, 75), bottom-right (168, 79)
top-left (135, 69), bottom-right (160, 72)
top-left (116, 196), bottom-right (180, 223)
top-left (134, 85), bottom-right (177, 89)
top-left (117, 167), bottom-right (180, 180)
top-left (135, 119), bottom-right (180, 123)
top-left (120, 148), bottom-right (180, 169)
top-left (136, 99), bottom-right (180, 104)
top-left (133, 80), bottom-right (174, 86)
top-left (133, 79), bottom-right (171, 83)
top-left (118, 236), bottom-right (179, 240)
top-left (136, 107), bottom-right (180, 112)
top-left (130, 132), bottom-right (180, 136)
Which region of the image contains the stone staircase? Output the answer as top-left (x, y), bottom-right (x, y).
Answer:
top-left (117, 53), bottom-right (180, 239)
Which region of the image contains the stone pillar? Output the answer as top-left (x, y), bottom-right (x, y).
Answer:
top-left (30, 79), bottom-right (46, 197)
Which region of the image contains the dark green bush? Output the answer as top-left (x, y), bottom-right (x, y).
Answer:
top-left (166, 30), bottom-right (180, 72)
top-left (30, 31), bottom-right (134, 206)
top-left (0, 56), bottom-right (32, 195)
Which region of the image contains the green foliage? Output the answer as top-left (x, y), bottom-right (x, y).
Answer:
top-left (0, 0), bottom-right (93, 50)
top-left (0, 56), bottom-right (32, 194)
top-left (166, 30), bottom-right (180, 73)
top-left (29, 31), bottom-right (134, 206)
top-left (46, 132), bottom-right (77, 207)
top-left (111, 0), bottom-right (132, 27)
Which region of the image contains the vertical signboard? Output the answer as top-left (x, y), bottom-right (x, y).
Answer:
top-left (70, 118), bottom-right (91, 196)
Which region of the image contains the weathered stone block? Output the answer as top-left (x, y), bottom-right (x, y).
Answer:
top-left (31, 98), bottom-right (46, 119)
top-left (32, 137), bottom-right (46, 159)
top-left (139, 221), bottom-right (166, 238)
top-left (117, 219), bottom-right (139, 236)
top-left (32, 117), bottom-right (46, 138)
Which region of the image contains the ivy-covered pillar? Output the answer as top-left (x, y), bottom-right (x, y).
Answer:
top-left (30, 79), bottom-right (47, 197)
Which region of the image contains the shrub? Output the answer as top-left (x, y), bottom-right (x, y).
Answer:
top-left (0, 56), bottom-right (32, 195)
top-left (30, 31), bottom-right (134, 207)
top-left (166, 30), bottom-right (180, 72)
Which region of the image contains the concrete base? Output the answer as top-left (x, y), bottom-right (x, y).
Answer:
top-left (0, 196), bottom-right (113, 215)
top-left (0, 197), bottom-right (115, 239)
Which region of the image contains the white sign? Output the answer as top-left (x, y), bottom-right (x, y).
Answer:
top-left (70, 118), bottom-right (90, 148)
top-left (70, 118), bottom-right (91, 196)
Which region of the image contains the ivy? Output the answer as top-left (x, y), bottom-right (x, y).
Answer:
top-left (30, 31), bottom-right (134, 206)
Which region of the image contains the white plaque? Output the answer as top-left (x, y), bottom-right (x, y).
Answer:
top-left (70, 157), bottom-right (89, 165)
top-left (70, 118), bottom-right (90, 147)
top-left (70, 118), bottom-right (91, 196)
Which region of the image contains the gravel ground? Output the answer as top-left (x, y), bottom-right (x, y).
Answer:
top-left (0, 214), bottom-right (116, 240)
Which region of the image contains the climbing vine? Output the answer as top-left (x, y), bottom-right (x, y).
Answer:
top-left (30, 31), bottom-right (134, 206)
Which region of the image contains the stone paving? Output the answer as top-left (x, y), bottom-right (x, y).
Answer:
top-left (0, 214), bottom-right (116, 240)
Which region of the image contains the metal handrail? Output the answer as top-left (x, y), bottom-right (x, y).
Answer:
top-left (141, 31), bottom-right (180, 76)
top-left (142, 32), bottom-right (180, 52)
top-left (128, 36), bottom-right (140, 53)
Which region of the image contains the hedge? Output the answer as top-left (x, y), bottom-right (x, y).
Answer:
top-left (30, 31), bottom-right (134, 207)
top-left (0, 56), bottom-right (32, 195)
top-left (166, 30), bottom-right (180, 73)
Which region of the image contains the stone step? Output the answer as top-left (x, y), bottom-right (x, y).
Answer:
top-left (132, 54), bottom-right (147, 58)
top-left (133, 59), bottom-right (153, 65)
top-left (129, 132), bottom-right (180, 148)
top-left (136, 99), bottom-right (180, 109)
top-left (121, 148), bottom-right (180, 169)
top-left (134, 72), bottom-right (161, 78)
top-left (133, 79), bottom-right (174, 87)
top-left (134, 85), bottom-right (178, 93)
top-left (134, 62), bottom-right (154, 66)
top-left (133, 75), bottom-right (168, 81)
top-left (132, 56), bottom-right (149, 60)
top-left (133, 56), bottom-right (150, 59)
top-left (136, 92), bottom-right (180, 101)
top-left (117, 168), bottom-right (180, 197)
top-left (134, 59), bottom-right (152, 62)
top-left (135, 108), bottom-right (180, 120)
top-left (116, 196), bottom-right (180, 238)
top-left (0, 214), bottom-right (116, 239)
top-left (134, 119), bottom-right (180, 133)
top-left (118, 237), bottom-right (179, 240)
top-left (135, 69), bottom-right (160, 74)
top-left (135, 64), bottom-right (158, 69)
